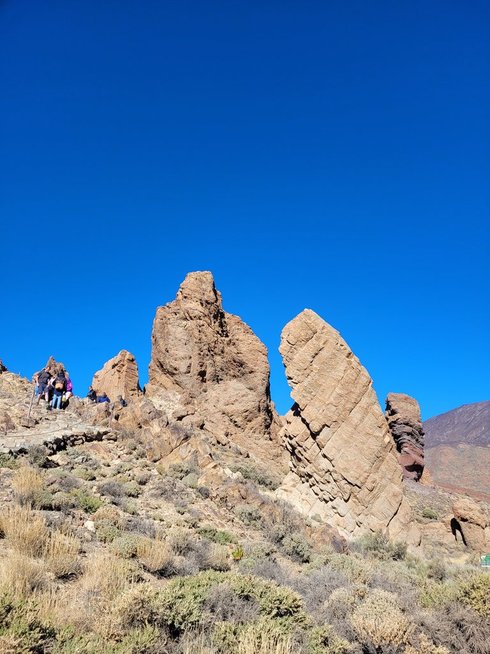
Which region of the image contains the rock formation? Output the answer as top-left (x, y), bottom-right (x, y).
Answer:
top-left (278, 309), bottom-right (418, 542)
top-left (385, 393), bottom-right (425, 481)
top-left (147, 272), bottom-right (278, 443)
top-left (452, 498), bottom-right (490, 551)
top-left (92, 350), bottom-right (141, 401)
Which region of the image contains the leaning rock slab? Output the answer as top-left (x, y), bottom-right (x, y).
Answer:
top-left (385, 393), bottom-right (425, 481)
top-left (278, 309), bottom-right (418, 543)
top-left (92, 350), bottom-right (141, 402)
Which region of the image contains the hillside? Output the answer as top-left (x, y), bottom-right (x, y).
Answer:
top-left (424, 402), bottom-right (490, 500)
top-left (424, 401), bottom-right (490, 447)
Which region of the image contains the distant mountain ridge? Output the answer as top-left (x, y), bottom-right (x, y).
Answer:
top-left (424, 400), bottom-right (490, 447)
top-left (424, 400), bottom-right (490, 500)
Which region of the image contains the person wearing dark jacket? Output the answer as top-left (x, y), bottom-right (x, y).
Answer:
top-left (51, 372), bottom-right (66, 410)
top-left (87, 387), bottom-right (97, 402)
top-left (97, 392), bottom-right (110, 403)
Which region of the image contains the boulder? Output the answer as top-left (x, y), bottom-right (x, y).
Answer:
top-left (92, 350), bottom-right (141, 402)
top-left (452, 498), bottom-right (490, 551)
top-left (278, 309), bottom-right (418, 543)
top-left (147, 272), bottom-right (278, 445)
top-left (385, 393), bottom-right (425, 480)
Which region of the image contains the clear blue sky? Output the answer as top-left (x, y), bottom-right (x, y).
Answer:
top-left (1, 0), bottom-right (489, 419)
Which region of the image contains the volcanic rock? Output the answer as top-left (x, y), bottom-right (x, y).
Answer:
top-left (385, 393), bottom-right (425, 481)
top-left (92, 350), bottom-right (141, 402)
top-left (452, 498), bottom-right (490, 551)
top-left (147, 272), bottom-right (278, 445)
top-left (278, 309), bottom-right (418, 542)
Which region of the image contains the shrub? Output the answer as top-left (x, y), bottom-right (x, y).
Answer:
top-left (70, 489), bottom-right (104, 514)
top-left (96, 522), bottom-right (121, 544)
top-left (0, 505), bottom-right (48, 556)
top-left (44, 531), bottom-right (81, 579)
top-left (136, 537), bottom-right (176, 575)
top-left (73, 466), bottom-right (96, 481)
top-left (0, 554), bottom-right (48, 598)
top-left (235, 504), bottom-right (263, 527)
top-left (356, 530), bottom-right (407, 561)
top-left (281, 532), bottom-right (312, 563)
top-left (405, 634), bottom-right (450, 654)
top-left (350, 589), bottom-right (413, 649)
top-left (457, 572), bottom-right (490, 617)
top-left (231, 463), bottom-right (282, 490)
top-left (167, 528), bottom-right (196, 556)
top-left (26, 444), bottom-right (50, 468)
top-left (98, 480), bottom-right (126, 498)
top-left (0, 453), bottom-right (19, 469)
top-left (198, 527), bottom-right (234, 545)
top-left (111, 533), bottom-right (141, 559)
top-left (124, 481), bottom-right (142, 498)
top-left (12, 467), bottom-right (45, 507)
top-left (421, 507), bottom-right (439, 520)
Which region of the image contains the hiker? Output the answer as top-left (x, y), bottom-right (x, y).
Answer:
top-left (35, 367), bottom-right (52, 404)
top-left (51, 371), bottom-right (66, 410)
top-left (96, 392), bottom-right (110, 404)
top-left (87, 386), bottom-right (97, 402)
top-left (117, 395), bottom-right (128, 408)
top-left (64, 372), bottom-right (74, 400)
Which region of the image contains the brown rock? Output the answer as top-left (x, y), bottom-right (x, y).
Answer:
top-left (147, 272), bottom-right (278, 445)
top-left (278, 309), bottom-right (418, 543)
top-left (452, 498), bottom-right (490, 551)
top-left (92, 350), bottom-right (141, 402)
top-left (385, 393), bottom-right (425, 481)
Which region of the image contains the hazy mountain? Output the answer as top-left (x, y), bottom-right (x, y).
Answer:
top-left (424, 401), bottom-right (490, 500)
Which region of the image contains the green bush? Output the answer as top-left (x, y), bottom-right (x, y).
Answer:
top-left (231, 463), bottom-right (281, 490)
top-left (116, 570), bottom-right (306, 636)
top-left (0, 453), bottom-right (19, 469)
top-left (357, 530), bottom-right (407, 561)
top-left (70, 489), bottom-right (104, 514)
top-left (421, 507), bottom-right (439, 520)
top-left (457, 572), bottom-right (490, 617)
top-left (198, 526), bottom-right (234, 545)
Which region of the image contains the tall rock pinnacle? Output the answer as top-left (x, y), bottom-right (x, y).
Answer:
top-left (278, 309), bottom-right (419, 542)
top-left (147, 271), bottom-right (277, 441)
top-left (385, 393), bottom-right (425, 481)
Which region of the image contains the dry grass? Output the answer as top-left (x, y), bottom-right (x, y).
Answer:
top-left (44, 530), bottom-right (81, 578)
top-left (11, 467), bottom-right (44, 507)
top-left (0, 505), bottom-right (48, 556)
top-left (136, 536), bottom-right (174, 573)
top-left (0, 552), bottom-right (48, 597)
top-left (78, 550), bottom-right (136, 602)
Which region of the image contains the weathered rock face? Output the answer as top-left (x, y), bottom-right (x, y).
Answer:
top-left (278, 309), bottom-right (418, 542)
top-left (92, 350), bottom-right (141, 402)
top-left (452, 498), bottom-right (490, 551)
top-left (385, 393), bottom-right (425, 481)
top-left (147, 272), bottom-right (277, 443)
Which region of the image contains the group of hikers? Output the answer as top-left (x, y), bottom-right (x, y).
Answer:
top-left (34, 365), bottom-right (73, 410)
top-left (34, 364), bottom-right (128, 410)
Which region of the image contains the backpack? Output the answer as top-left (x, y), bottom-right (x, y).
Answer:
top-left (54, 375), bottom-right (65, 391)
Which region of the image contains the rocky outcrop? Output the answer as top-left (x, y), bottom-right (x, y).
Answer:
top-left (452, 498), bottom-right (490, 551)
top-left (278, 309), bottom-right (418, 543)
top-left (92, 350), bottom-right (141, 402)
top-left (147, 272), bottom-right (278, 444)
top-left (385, 393), bottom-right (425, 481)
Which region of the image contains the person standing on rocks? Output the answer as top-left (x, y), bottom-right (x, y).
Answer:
top-left (64, 372), bottom-right (74, 401)
top-left (35, 367), bottom-right (52, 405)
top-left (87, 386), bottom-right (97, 402)
top-left (51, 370), bottom-right (66, 410)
